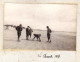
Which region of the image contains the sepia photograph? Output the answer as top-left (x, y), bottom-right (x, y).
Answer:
top-left (4, 3), bottom-right (77, 51)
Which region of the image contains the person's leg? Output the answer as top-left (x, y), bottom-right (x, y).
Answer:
top-left (28, 34), bottom-right (30, 38)
top-left (47, 33), bottom-right (51, 43)
top-left (19, 33), bottom-right (21, 40)
top-left (32, 37), bottom-right (35, 40)
top-left (18, 32), bottom-right (21, 41)
top-left (28, 32), bottom-right (31, 38)
top-left (47, 33), bottom-right (49, 42)
top-left (30, 34), bottom-right (31, 38)
top-left (26, 33), bottom-right (29, 40)
top-left (49, 34), bottom-right (51, 43)
top-left (17, 32), bottom-right (19, 41)
top-left (48, 36), bottom-right (50, 41)
top-left (29, 33), bottom-right (31, 38)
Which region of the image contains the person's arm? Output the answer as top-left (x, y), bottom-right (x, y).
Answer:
top-left (16, 26), bottom-right (18, 30)
top-left (26, 28), bottom-right (28, 32)
top-left (50, 29), bottom-right (52, 33)
top-left (51, 29), bottom-right (52, 32)
top-left (31, 29), bottom-right (33, 32)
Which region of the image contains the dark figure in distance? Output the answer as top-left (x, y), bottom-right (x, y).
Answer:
top-left (26, 26), bottom-right (33, 40)
top-left (28, 26), bottom-right (33, 38)
top-left (16, 24), bottom-right (22, 41)
top-left (26, 26), bottom-right (30, 40)
top-left (46, 26), bottom-right (52, 43)
top-left (32, 34), bottom-right (41, 41)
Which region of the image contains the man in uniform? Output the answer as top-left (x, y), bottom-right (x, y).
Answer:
top-left (16, 24), bottom-right (22, 41)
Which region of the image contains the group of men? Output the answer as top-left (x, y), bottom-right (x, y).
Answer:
top-left (16, 24), bottom-right (52, 43)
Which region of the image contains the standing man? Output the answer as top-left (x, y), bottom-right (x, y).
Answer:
top-left (26, 26), bottom-right (30, 40)
top-left (46, 26), bottom-right (52, 43)
top-left (28, 26), bottom-right (33, 38)
top-left (16, 24), bottom-right (22, 41)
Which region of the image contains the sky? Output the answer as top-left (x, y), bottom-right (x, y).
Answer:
top-left (4, 3), bottom-right (77, 32)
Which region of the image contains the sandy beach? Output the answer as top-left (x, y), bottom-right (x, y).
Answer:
top-left (4, 28), bottom-right (76, 51)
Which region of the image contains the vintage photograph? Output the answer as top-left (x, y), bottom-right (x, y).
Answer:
top-left (4, 3), bottom-right (77, 50)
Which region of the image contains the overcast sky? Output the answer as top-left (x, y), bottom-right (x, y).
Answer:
top-left (4, 3), bottom-right (77, 32)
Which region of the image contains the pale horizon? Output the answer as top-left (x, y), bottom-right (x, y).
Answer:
top-left (4, 3), bottom-right (77, 32)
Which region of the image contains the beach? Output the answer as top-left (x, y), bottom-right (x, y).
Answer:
top-left (4, 28), bottom-right (76, 51)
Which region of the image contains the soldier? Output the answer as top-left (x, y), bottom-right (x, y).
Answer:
top-left (16, 24), bottom-right (22, 41)
top-left (46, 26), bottom-right (52, 43)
